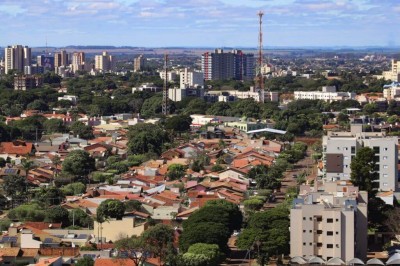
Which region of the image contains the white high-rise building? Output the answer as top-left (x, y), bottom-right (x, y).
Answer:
top-left (5, 45), bottom-right (31, 74)
top-left (322, 124), bottom-right (398, 192)
top-left (179, 68), bottom-right (204, 89)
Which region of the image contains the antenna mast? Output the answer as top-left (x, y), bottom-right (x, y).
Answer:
top-left (257, 11), bottom-right (264, 91)
top-left (162, 54), bottom-right (169, 116)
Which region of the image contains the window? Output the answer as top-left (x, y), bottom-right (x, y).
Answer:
top-left (384, 147), bottom-right (388, 151)
top-left (327, 218), bottom-right (333, 223)
top-left (345, 165), bottom-right (348, 168)
top-left (344, 147), bottom-right (348, 151)
top-left (383, 182), bottom-right (388, 186)
top-left (383, 165), bottom-right (388, 169)
top-left (373, 147), bottom-right (380, 153)
top-left (327, 244), bottom-right (333, 248)
top-left (317, 230), bottom-right (323, 234)
top-left (310, 243), bottom-right (312, 246)
top-left (383, 156), bottom-right (388, 160)
top-left (309, 217), bottom-right (312, 221)
top-left (336, 219), bottom-right (339, 222)
top-left (309, 230), bottom-right (312, 233)
top-left (351, 146), bottom-right (356, 154)
top-left (316, 217), bottom-right (322, 222)
top-left (317, 243), bottom-right (323, 247)
top-left (303, 243), bottom-right (306, 246)
top-left (327, 231), bottom-right (333, 236)
top-left (344, 156), bottom-right (349, 160)
top-left (303, 230), bottom-right (306, 233)
top-left (383, 174), bottom-right (388, 178)
top-left (303, 217), bottom-right (306, 220)
top-left (336, 232), bottom-right (339, 235)
top-left (336, 244), bottom-right (340, 248)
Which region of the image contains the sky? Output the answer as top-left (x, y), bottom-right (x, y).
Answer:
top-left (0, 0), bottom-right (400, 48)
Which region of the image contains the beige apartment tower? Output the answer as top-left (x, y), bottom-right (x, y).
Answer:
top-left (5, 45), bottom-right (31, 74)
top-left (54, 50), bottom-right (69, 68)
top-left (94, 51), bottom-right (115, 72)
top-left (290, 183), bottom-right (368, 262)
top-left (134, 54), bottom-right (146, 72)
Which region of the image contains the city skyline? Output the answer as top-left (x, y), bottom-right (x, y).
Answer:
top-left (1, 0), bottom-right (400, 48)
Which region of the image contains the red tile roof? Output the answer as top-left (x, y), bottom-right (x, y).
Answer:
top-left (0, 141), bottom-right (34, 155)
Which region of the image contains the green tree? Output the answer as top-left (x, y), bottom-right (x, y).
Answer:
top-left (3, 175), bottom-right (27, 207)
top-left (8, 203), bottom-right (46, 222)
top-left (61, 182), bottom-right (86, 196)
top-left (96, 199), bottom-right (126, 221)
top-left (35, 187), bottom-right (65, 206)
top-left (166, 164), bottom-right (187, 180)
top-left (75, 256), bottom-right (94, 266)
top-left (237, 205), bottom-right (290, 261)
top-left (181, 243), bottom-right (222, 266)
top-left (183, 98), bottom-right (208, 115)
top-left (350, 147), bottom-right (379, 196)
top-left (164, 115), bottom-right (192, 133)
top-left (62, 150), bottom-right (95, 178)
top-left (69, 121), bottom-right (94, 139)
top-left (124, 200), bottom-right (142, 212)
top-left (142, 224), bottom-right (175, 265)
top-left (69, 209), bottom-right (94, 228)
top-left (179, 222), bottom-right (230, 253)
top-left (127, 123), bottom-right (168, 155)
top-left (46, 206), bottom-right (70, 225)
top-left (243, 198), bottom-right (264, 211)
top-left (43, 119), bottom-right (66, 133)
top-left (27, 99), bottom-right (49, 111)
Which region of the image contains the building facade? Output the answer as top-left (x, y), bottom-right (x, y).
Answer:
top-left (201, 49), bottom-right (254, 81)
top-left (54, 50), bottom-right (69, 68)
top-left (5, 45), bottom-right (31, 74)
top-left (322, 124), bottom-right (398, 192)
top-left (294, 86), bottom-right (356, 102)
top-left (180, 68), bottom-right (204, 88)
top-left (94, 51), bottom-right (115, 72)
top-left (134, 54), bottom-right (146, 72)
top-left (382, 59), bottom-right (400, 82)
top-left (71, 52), bottom-right (86, 73)
top-left (290, 182), bottom-right (368, 262)
top-left (14, 75), bottom-right (43, 90)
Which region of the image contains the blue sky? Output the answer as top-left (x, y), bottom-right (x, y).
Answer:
top-left (1, 0), bottom-right (399, 48)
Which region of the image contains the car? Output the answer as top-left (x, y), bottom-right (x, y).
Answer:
top-left (232, 230), bottom-right (240, 236)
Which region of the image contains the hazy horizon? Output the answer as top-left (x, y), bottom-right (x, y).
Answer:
top-left (1, 0), bottom-right (400, 48)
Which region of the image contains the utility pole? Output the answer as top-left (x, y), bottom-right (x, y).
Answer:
top-left (162, 54), bottom-right (169, 116)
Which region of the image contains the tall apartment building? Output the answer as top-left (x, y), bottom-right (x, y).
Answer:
top-left (5, 45), bottom-right (31, 74)
top-left (294, 86), bottom-right (356, 102)
top-left (54, 50), bottom-right (69, 68)
top-left (322, 124), bottom-right (398, 192)
top-left (290, 182), bottom-right (368, 262)
top-left (71, 52), bottom-right (86, 73)
top-left (159, 71), bottom-right (176, 82)
top-left (94, 51), bottom-right (115, 73)
top-left (134, 54), bottom-right (146, 72)
top-left (14, 75), bottom-right (43, 91)
top-left (180, 68), bottom-right (204, 89)
top-left (383, 82), bottom-right (400, 100)
top-left (37, 54), bottom-right (55, 70)
top-left (383, 59), bottom-right (400, 82)
top-left (201, 49), bottom-right (254, 81)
